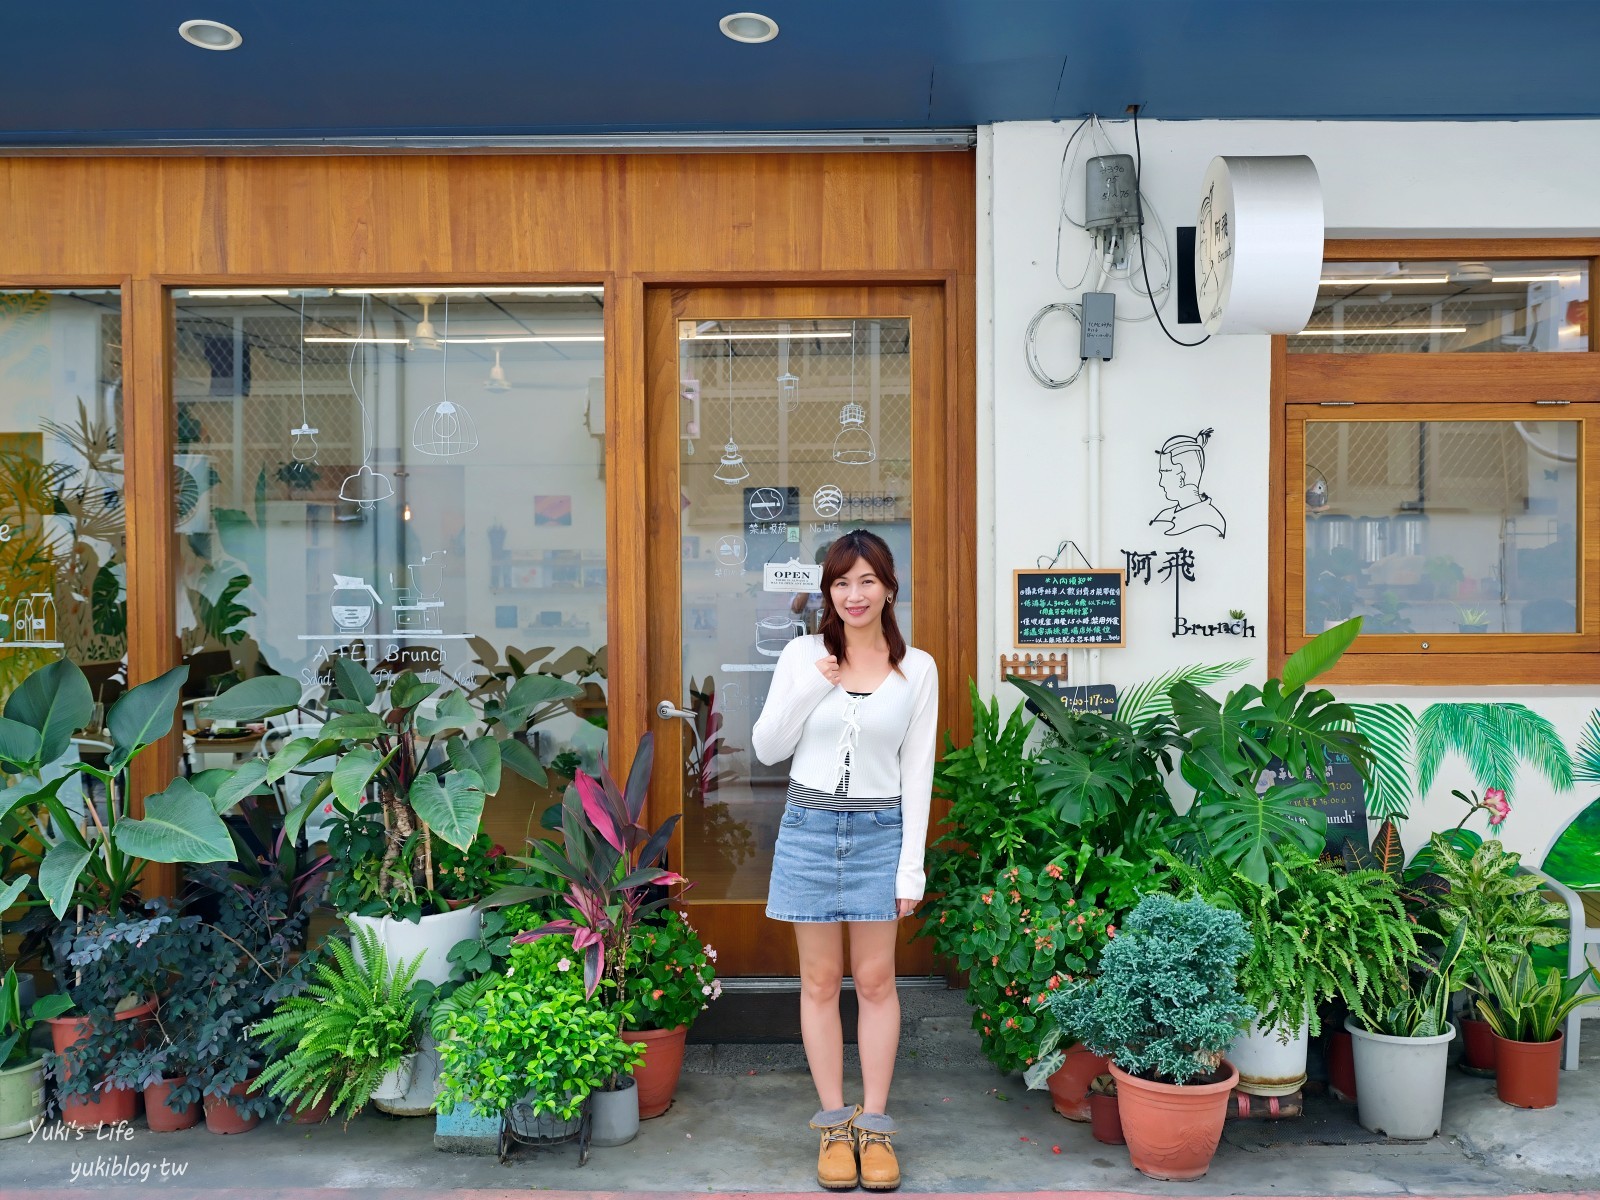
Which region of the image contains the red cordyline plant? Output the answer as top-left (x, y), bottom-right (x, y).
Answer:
top-left (488, 732), bottom-right (687, 998)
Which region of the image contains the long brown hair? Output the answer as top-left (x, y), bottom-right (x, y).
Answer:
top-left (818, 529), bottom-right (906, 669)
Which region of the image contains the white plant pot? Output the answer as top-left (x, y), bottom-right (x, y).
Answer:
top-left (1230, 1015), bottom-right (1310, 1096)
top-left (1346, 1017), bottom-right (1456, 1139)
top-left (373, 1040), bottom-right (445, 1116)
top-left (371, 1053), bottom-right (417, 1104)
top-left (346, 906), bottom-right (483, 988)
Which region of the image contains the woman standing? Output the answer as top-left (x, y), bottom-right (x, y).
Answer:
top-left (752, 529), bottom-right (939, 1192)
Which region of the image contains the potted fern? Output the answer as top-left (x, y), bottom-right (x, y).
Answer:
top-left (1161, 850), bottom-right (1419, 1097)
top-left (1046, 894), bottom-right (1254, 1181)
top-left (251, 925), bottom-right (427, 1125)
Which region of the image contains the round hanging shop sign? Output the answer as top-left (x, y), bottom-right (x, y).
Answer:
top-left (1195, 155), bottom-right (1324, 336)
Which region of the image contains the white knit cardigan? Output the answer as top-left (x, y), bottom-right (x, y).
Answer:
top-left (750, 633), bottom-right (939, 901)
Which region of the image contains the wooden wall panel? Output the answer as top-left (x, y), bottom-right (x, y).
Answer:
top-left (1, 153), bottom-right (972, 280)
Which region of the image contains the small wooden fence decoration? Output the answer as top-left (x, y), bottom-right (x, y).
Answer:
top-left (998, 652), bottom-right (1070, 684)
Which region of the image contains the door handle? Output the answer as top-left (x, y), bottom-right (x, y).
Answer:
top-left (656, 700), bottom-right (696, 722)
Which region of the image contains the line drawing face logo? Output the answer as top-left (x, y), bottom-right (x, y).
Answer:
top-left (747, 488), bottom-right (786, 521)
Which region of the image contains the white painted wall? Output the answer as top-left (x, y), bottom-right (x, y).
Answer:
top-left (980, 119), bottom-right (1600, 867)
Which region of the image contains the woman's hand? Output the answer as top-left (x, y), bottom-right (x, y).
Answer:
top-left (896, 898), bottom-right (917, 919)
top-left (815, 654), bottom-right (841, 686)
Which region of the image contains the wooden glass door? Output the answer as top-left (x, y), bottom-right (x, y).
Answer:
top-left (645, 285), bottom-right (952, 975)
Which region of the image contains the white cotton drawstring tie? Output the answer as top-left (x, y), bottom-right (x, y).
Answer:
top-left (834, 694), bottom-right (863, 792)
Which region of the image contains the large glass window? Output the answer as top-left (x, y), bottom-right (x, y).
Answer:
top-left (1289, 259), bottom-right (1589, 354)
top-left (0, 288), bottom-right (125, 710)
top-left (171, 287), bottom-right (608, 836)
top-left (1302, 417), bottom-right (1579, 636)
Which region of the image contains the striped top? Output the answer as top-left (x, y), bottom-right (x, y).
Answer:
top-left (787, 691), bottom-right (901, 811)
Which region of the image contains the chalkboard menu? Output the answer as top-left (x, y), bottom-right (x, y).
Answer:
top-left (1013, 569), bottom-right (1125, 648)
top-left (1275, 751), bottom-right (1369, 853)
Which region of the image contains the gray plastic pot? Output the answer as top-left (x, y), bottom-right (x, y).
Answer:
top-left (590, 1077), bottom-right (639, 1147)
top-left (1345, 1017), bottom-right (1455, 1139)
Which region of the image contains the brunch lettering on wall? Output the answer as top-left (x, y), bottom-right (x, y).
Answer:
top-left (1122, 547), bottom-right (1256, 639)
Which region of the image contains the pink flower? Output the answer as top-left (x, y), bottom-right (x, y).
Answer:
top-left (1483, 788), bottom-right (1511, 825)
top-left (651, 988), bottom-right (665, 1000)
top-left (557, 957), bottom-right (572, 972)
top-left (702, 983), bottom-right (713, 996)
top-left (705, 945), bottom-right (717, 961)
top-left (710, 979), bottom-right (722, 1000)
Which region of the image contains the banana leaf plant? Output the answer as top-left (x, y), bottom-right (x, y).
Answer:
top-left (1168, 616), bottom-right (1373, 887)
top-left (486, 732), bottom-right (687, 998)
top-left (205, 657), bottom-right (580, 917)
top-left (0, 658), bottom-right (236, 918)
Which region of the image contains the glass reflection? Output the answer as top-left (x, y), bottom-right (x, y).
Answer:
top-left (1303, 420), bottom-right (1578, 635)
top-left (677, 318), bottom-right (912, 901)
top-left (171, 287), bottom-right (609, 849)
top-left (0, 289), bottom-right (125, 711)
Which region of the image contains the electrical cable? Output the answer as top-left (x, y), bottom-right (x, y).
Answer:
top-left (1053, 116), bottom-right (1095, 293)
top-left (1024, 302), bottom-right (1085, 389)
top-left (1131, 107), bottom-right (1210, 349)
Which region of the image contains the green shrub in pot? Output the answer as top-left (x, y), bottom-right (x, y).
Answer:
top-left (1048, 892), bottom-right (1254, 1084)
top-left (433, 935), bottom-right (642, 1122)
top-left (621, 908), bottom-right (719, 1033)
top-left (1042, 892), bottom-right (1253, 1181)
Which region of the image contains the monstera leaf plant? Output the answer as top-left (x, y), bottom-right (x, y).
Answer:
top-left (1169, 617), bottom-right (1373, 887)
top-left (205, 658), bottom-right (579, 917)
top-left (0, 658), bottom-right (235, 917)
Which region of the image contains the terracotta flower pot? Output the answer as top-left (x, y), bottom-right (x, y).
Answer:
top-left (143, 1076), bottom-right (199, 1132)
top-left (1460, 1018), bottom-right (1498, 1075)
top-left (286, 1091), bottom-right (335, 1125)
top-left (1088, 1090), bottom-right (1124, 1145)
top-left (1046, 1043), bottom-right (1109, 1122)
top-left (46, 998), bottom-right (158, 1128)
top-left (1110, 1060), bottom-right (1238, 1182)
top-left (1326, 1030), bottom-right (1357, 1102)
top-left (1492, 1031), bottom-right (1562, 1110)
top-left (203, 1076), bottom-right (263, 1135)
top-left (622, 1025), bottom-right (688, 1119)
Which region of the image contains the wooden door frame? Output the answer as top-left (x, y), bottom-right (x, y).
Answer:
top-left (636, 278), bottom-right (974, 975)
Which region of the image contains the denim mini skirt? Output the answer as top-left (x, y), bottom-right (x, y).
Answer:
top-left (765, 801), bottom-right (902, 923)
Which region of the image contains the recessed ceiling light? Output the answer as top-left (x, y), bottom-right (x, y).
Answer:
top-left (179, 19), bottom-right (243, 51)
top-left (720, 12), bottom-right (779, 43)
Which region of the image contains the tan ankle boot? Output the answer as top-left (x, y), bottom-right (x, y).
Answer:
top-left (854, 1112), bottom-right (900, 1191)
top-left (810, 1105), bottom-right (861, 1191)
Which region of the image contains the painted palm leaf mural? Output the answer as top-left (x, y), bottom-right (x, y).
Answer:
top-left (1118, 658), bottom-right (1250, 727)
top-left (1342, 701), bottom-right (1572, 825)
top-left (1416, 703), bottom-right (1572, 803)
top-left (1344, 703), bottom-right (1418, 820)
top-left (1542, 709), bottom-right (1600, 889)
